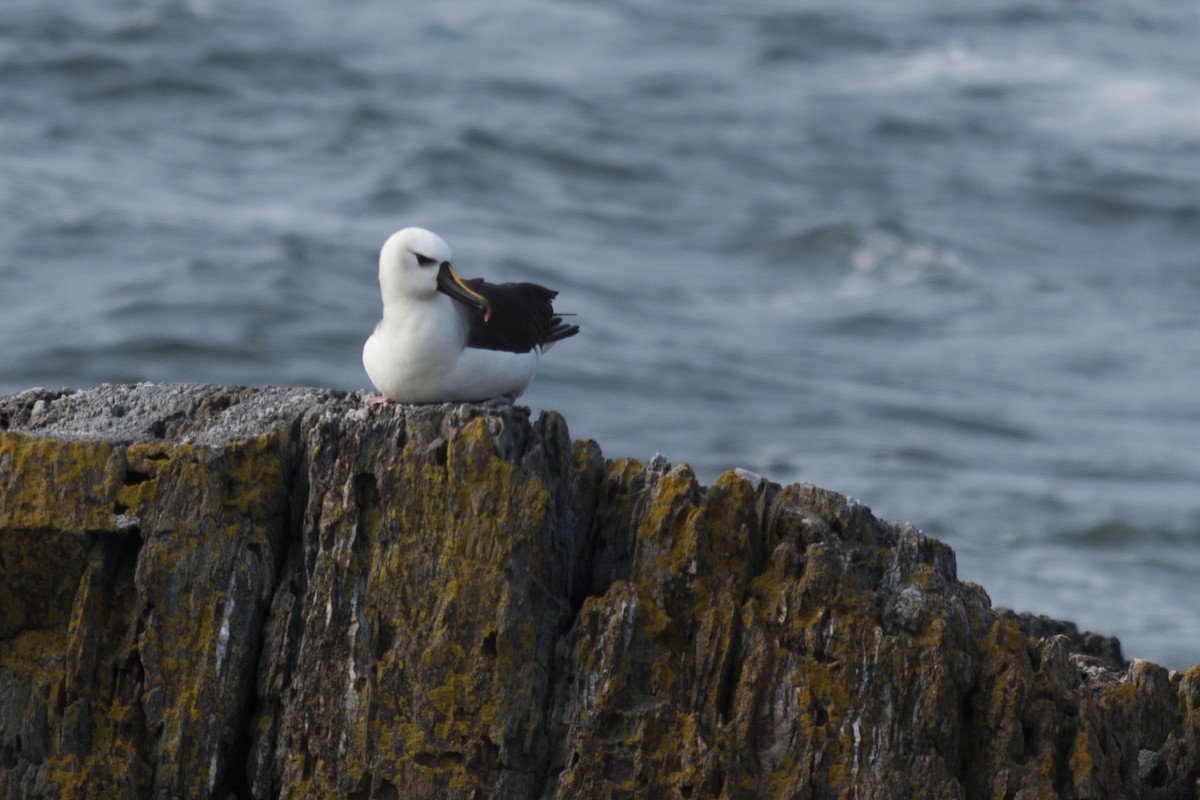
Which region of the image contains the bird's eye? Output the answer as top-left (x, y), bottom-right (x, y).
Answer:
top-left (415, 254), bottom-right (436, 267)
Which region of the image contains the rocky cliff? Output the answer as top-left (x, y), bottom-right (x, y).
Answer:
top-left (0, 384), bottom-right (1196, 799)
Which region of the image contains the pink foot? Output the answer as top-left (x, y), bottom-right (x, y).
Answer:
top-left (364, 393), bottom-right (393, 406)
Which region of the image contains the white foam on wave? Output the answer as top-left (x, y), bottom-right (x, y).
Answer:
top-left (848, 39), bottom-right (1200, 151)
top-left (1039, 73), bottom-right (1200, 150)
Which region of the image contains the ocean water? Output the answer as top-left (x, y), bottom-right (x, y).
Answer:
top-left (2, 0), bottom-right (1198, 669)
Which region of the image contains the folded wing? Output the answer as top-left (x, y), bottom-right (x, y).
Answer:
top-left (463, 278), bottom-right (579, 353)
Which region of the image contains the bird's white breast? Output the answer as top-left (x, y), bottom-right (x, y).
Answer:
top-left (363, 294), bottom-right (541, 403)
top-left (363, 296), bottom-right (466, 403)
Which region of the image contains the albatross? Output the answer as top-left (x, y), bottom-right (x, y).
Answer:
top-left (363, 227), bottom-right (579, 404)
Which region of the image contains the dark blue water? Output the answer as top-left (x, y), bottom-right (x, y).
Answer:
top-left (2, 0), bottom-right (1199, 668)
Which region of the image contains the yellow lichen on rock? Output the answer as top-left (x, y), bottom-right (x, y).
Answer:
top-left (0, 433), bottom-right (122, 531)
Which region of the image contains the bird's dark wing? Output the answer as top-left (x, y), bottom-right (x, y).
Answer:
top-left (462, 278), bottom-right (564, 353)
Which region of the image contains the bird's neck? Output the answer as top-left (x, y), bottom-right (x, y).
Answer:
top-left (378, 270), bottom-right (410, 310)
top-left (380, 294), bottom-right (466, 339)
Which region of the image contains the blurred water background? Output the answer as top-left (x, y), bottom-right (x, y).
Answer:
top-left (2, 0), bottom-right (1198, 668)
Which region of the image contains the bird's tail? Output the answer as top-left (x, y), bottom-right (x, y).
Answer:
top-left (541, 316), bottom-right (580, 353)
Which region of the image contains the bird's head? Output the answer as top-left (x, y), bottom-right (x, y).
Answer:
top-left (378, 228), bottom-right (491, 319)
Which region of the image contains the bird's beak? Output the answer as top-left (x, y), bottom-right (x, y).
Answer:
top-left (436, 262), bottom-right (492, 321)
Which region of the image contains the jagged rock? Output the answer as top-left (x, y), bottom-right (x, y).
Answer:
top-left (0, 383), bottom-right (1197, 799)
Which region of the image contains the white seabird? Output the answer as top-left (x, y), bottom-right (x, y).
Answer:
top-left (363, 227), bottom-right (579, 404)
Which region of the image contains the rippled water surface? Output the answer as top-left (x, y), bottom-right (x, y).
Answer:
top-left (3, 0), bottom-right (1199, 668)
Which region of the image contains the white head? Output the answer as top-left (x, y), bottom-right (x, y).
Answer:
top-left (377, 227), bottom-right (492, 318)
top-left (378, 227), bottom-right (454, 303)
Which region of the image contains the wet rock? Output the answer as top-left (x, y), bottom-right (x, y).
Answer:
top-left (1, 383), bottom-right (1197, 799)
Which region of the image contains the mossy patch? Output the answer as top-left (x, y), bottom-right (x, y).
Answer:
top-left (0, 433), bottom-right (122, 531)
